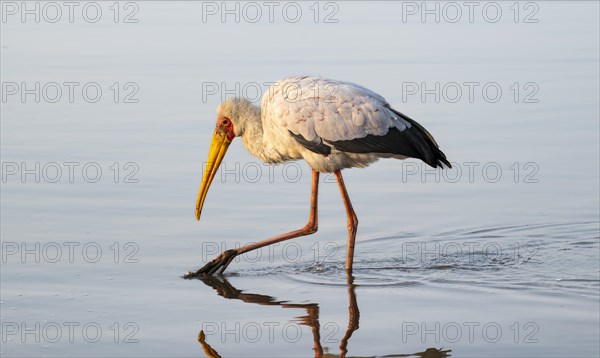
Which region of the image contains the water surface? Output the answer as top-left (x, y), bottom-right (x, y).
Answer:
top-left (1, 2), bottom-right (599, 357)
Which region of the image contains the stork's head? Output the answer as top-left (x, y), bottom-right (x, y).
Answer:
top-left (195, 98), bottom-right (254, 220)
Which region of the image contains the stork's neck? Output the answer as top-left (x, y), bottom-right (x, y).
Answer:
top-left (235, 101), bottom-right (270, 162)
top-left (223, 98), bottom-right (287, 163)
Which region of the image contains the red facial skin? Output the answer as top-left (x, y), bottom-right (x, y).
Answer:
top-left (217, 115), bottom-right (235, 141)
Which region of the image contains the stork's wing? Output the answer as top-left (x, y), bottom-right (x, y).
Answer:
top-left (262, 76), bottom-right (450, 168)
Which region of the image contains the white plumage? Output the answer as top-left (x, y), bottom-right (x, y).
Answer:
top-left (263, 76), bottom-right (409, 142)
top-left (217, 76), bottom-right (446, 172)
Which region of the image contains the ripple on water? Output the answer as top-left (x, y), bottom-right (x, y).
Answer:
top-left (225, 221), bottom-right (599, 297)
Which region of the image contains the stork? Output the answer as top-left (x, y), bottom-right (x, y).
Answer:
top-left (185, 76), bottom-right (450, 277)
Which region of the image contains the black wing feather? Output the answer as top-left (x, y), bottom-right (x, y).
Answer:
top-left (288, 109), bottom-right (451, 169)
top-left (288, 131), bottom-right (331, 155)
top-left (389, 108), bottom-right (451, 168)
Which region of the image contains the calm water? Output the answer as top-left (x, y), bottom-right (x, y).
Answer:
top-left (1, 1), bottom-right (599, 357)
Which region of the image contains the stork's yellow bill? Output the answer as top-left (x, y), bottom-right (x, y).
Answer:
top-left (195, 118), bottom-right (235, 220)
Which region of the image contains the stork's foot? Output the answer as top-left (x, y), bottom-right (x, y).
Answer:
top-left (184, 249), bottom-right (238, 278)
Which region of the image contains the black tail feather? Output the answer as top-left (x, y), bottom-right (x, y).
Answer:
top-left (329, 109), bottom-right (451, 169)
top-left (390, 108), bottom-right (451, 169)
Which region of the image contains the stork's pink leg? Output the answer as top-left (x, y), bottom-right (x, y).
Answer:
top-left (185, 170), bottom-right (320, 277)
top-left (334, 170), bottom-right (359, 273)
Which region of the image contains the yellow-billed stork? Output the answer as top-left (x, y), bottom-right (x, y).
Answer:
top-left (186, 76), bottom-right (450, 277)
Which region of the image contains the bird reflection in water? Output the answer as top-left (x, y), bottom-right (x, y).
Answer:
top-left (194, 275), bottom-right (451, 358)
